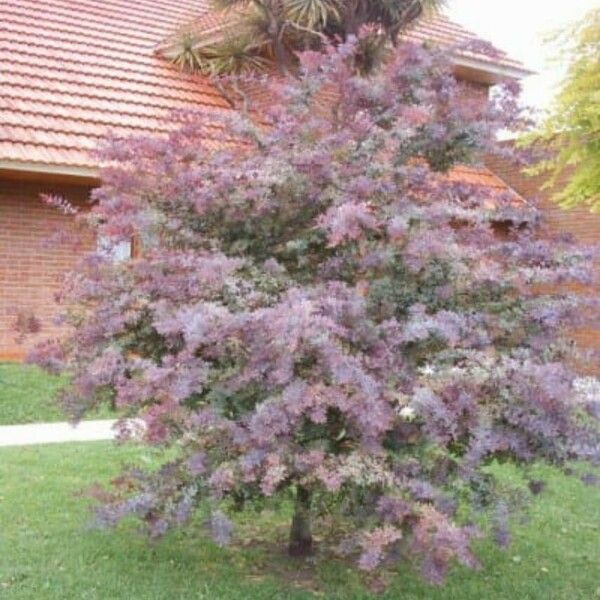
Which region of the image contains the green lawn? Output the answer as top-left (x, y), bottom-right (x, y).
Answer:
top-left (0, 442), bottom-right (598, 599)
top-left (0, 363), bottom-right (112, 425)
top-left (0, 363), bottom-right (68, 425)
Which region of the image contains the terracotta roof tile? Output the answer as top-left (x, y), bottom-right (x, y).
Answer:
top-left (447, 165), bottom-right (528, 209)
top-left (403, 14), bottom-right (529, 73)
top-left (0, 0), bottom-right (527, 211)
top-left (450, 165), bottom-right (511, 189)
top-left (0, 0), bottom-right (225, 170)
top-left (161, 10), bottom-right (531, 78)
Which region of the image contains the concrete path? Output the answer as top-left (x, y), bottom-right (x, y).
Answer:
top-left (0, 419), bottom-right (121, 447)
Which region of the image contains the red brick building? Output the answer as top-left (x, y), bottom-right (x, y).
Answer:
top-left (486, 155), bottom-right (600, 361)
top-left (0, 0), bottom-right (231, 359)
top-left (0, 1), bottom-right (594, 360)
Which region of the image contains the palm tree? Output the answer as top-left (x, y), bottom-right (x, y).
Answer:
top-left (167, 0), bottom-right (445, 75)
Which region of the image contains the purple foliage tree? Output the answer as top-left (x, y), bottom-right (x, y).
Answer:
top-left (31, 38), bottom-right (599, 584)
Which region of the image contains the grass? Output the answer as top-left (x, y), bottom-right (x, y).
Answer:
top-left (0, 442), bottom-right (599, 599)
top-left (0, 363), bottom-right (68, 425)
top-left (0, 363), bottom-right (112, 425)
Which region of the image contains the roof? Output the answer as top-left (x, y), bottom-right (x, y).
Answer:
top-left (159, 11), bottom-right (532, 83)
top-left (404, 14), bottom-right (533, 83)
top-left (0, 0), bottom-right (227, 176)
top-left (0, 0), bottom-right (530, 207)
top-left (448, 164), bottom-right (528, 210)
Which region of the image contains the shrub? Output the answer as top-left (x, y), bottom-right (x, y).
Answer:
top-left (32, 38), bottom-right (599, 584)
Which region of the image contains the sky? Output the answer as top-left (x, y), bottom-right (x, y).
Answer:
top-left (446, 0), bottom-right (597, 115)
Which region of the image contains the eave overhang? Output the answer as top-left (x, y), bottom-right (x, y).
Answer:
top-left (0, 160), bottom-right (100, 185)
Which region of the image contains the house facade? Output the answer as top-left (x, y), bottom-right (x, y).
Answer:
top-left (0, 0), bottom-right (230, 358)
top-left (487, 155), bottom-right (600, 364)
top-left (0, 0), bottom-right (596, 361)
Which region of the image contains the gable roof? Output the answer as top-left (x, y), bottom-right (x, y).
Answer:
top-left (448, 164), bottom-right (529, 210)
top-left (159, 11), bottom-right (532, 84)
top-left (0, 0), bottom-right (226, 177)
top-left (404, 14), bottom-right (533, 84)
top-left (0, 0), bottom-right (529, 208)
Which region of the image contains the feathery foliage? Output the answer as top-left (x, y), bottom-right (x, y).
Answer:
top-left (30, 39), bottom-right (599, 587)
top-left (524, 8), bottom-right (600, 212)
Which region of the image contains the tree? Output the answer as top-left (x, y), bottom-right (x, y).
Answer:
top-left (31, 38), bottom-right (599, 585)
top-left (167, 0), bottom-right (445, 74)
top-left (525, 8), bottom-right (600, 212)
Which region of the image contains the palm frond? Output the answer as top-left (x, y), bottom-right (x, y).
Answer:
top-left (196, 33), bottom-right (274, 75)
top-left (167, 0), bottom-right (447, 75)
top-left (283, 0), bottom-right (341, 29)
top-left (169, 32), bottom-right (209, 72)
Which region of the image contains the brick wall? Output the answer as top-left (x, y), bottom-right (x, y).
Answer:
top-left (486, 155), bottom-right (600, 372)
top-left (486, 157), bottom-right (600, 244)
top-left (0, 178), bottom-right (93, 360)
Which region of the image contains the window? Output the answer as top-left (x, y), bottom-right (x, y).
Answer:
top-left (97, 236), bottom-right (133, 262)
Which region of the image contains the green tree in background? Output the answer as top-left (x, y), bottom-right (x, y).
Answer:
top-left (526, 8), bottom-right (600, 212)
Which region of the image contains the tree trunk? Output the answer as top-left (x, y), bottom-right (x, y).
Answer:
top-left (288, 485), bottom-right (313, 557)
